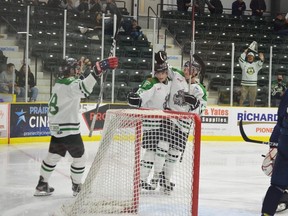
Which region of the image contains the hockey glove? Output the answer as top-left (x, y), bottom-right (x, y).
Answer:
top-left (92, 57), bottom-right (119, 78)
top-left (184, 93), bottom-right (200, 111)
top-left (127, 92), bottom-right (142, 108)
top-left (261, 148), bottom-right (277, 177)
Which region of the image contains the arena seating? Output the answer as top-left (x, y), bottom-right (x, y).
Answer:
top-left (160, 10), bottom-right (288, 106)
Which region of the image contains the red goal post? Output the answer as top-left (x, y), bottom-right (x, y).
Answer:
top-left (55, 109), bottom-right (201, 216)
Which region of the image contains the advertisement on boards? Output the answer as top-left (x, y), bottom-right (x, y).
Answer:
top-left (81, 103), bottom-right (131, 133)
top-left (0, 104), bottom-right (8, 138)
top-left (201, 107), bottom-right (278, 138)
top-left (10, 104), bottom-right (50, 138)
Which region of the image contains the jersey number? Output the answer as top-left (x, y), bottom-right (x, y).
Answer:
top-left (48, 93), bottom-right (59, 115)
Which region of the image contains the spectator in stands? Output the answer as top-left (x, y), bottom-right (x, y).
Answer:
top-left (273, 13), bottom-right (288, 35)
top-left (271, 74), bottom-right (286, 107)
top-left (0, 50), bottom-right (7, 72)
top-left (60, 0), bottom-right (77, 12)
top-left (195, 0), bottom-right (213, 15)
top-left (232, 0), bottom-right (246, 16)
top-left (239, 49), bottom-right (264, 107)
top-left (177, 0), bottom-right (191, 12)
top-left (89, 0), bottom-right (103, 14)
top-left (128, 19), bottom-right (147, 41)
top-left (250, 0), bottom-right (266, 17)
top-left (16, 64), bottom-right (39, 102)
top-left (0, 63), bottom-right (21, 96)
top-left (104, 0), bottom-right (122, 34)
top-left (77, 0), bottom-right (89, 14)
top-left (208, 0), bottom-right (223, 15)
top-left (81, 11), bottom-right (103, 39)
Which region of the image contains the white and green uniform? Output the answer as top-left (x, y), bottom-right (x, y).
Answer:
top-left (239, 52), bottom-right (263, 86)
top-left (137, 77), bottom-right (171, 110)
top-left (151, 66), bottom-right (207, 190)
top-left (136, 76), bottom-right (171, 132)
top-left (189, 82), bottom-right (207, 116)
top-left (168, 66), bottom-right (207, 115)
top-left (137, 76), bottom-right (171, 186)
top-left (48, 73), bottom-right (96, 137)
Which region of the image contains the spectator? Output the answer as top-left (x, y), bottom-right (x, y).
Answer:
top-left (0, 50), bottom-right (7, 72)
top-left (79, 12), bottom-right (102, 39)
top-left (177, 0), bottom-right (191, 12)
top-left (16, 64), bottom-right (39, 102)
top-left (125, 19), bottom-right (147, 41)
top-left (195, 0), bottom-right (213, 15)
top-left (60, 0), bottom-right (78, 13)
top-left (77, 0), bottom-right (89, 14)
top-left (232, 0), bottom-right (246, 16)
top-left (104, 0), bottom-right (122, 34)
top-left (271, 74), bottom-right (286, 107)
top-left (273, 13), bottom-right (288, 35)
top-left (208, 0), bottom-right (223, 15)
top-left (239, 49), bottom-right (264, 106)
top-left (250, 0), bottom-right (266, 17)
top-left (89, 0), bottom-right (103, 14)
top-left (0, 63), bottom-right (21, 96)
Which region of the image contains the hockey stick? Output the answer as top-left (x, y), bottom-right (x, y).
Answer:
top-left (239, 120), bottom-right (278, 147)
top-left (88, 14), bottom-right (120, 137)
top-left (193, 53), bottom-right (206, 85)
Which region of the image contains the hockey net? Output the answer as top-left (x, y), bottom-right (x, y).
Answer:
top-left (55, 109), bottom-right (201, 216)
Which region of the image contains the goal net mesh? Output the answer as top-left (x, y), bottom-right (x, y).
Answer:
top-left (55, 109), bottom-right (201, 216)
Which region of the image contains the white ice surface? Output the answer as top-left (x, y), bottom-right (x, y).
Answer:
top-left (0, 141), bottom-right (286, 216)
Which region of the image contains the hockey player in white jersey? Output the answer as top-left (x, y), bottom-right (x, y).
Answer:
top-left (34, 56), bottom-right (118, 197)
top-left (127, 63), bottom-right (171, 190)
top-left (151, 51), bottom-right (207, 194)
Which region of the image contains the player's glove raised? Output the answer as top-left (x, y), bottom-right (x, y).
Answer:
top-left (184, 93), bottom-right (200, 111)
top-left (92, 57), bottom-right (118, 78)
top-left (127, 92), bottom-right (142, 108)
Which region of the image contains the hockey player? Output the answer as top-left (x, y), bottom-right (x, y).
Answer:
top-left (34, 56), bottom-right (118, 197)
top-left (127, 63), bottom-right (171, 190)
top-left (151, 52), bottom-right (207, 194)
top-left (261, 89), bottom-right (288, 215)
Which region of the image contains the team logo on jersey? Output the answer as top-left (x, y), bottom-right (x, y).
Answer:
top-left (247, 67), bottom-right (255, 75)
top-left (173, 90), bottom-right (185, 106)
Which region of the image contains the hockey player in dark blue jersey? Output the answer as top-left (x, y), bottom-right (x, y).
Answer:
top-left (261, 89), bottom-right (288, 215)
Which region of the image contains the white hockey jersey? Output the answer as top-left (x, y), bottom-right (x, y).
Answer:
top-left (48, 74), bottom-right (97, 137)
top-left (137, 77), bottom-right (171, 110)
top-left (167, 66), bottom-right (207, 133)
top-left (189, 82), bottom-right (207, 116)
top-left (239, 52), bottom-right (264, 86)
top-left (136, 76), bottom-right (171, 130)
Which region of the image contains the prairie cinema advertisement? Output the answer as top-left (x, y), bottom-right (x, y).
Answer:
top-left (7, 103), bottom-right (278, 140)
top-left (10, 104), bottom-right (50, 138)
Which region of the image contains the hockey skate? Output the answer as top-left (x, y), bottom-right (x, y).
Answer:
top-left (71, 178), bottom-right (82, 197)
top-left (34, 176), bottom-right (54, 196)
top-left (276, 203), bottom-right (287, 212)
top-left (276, 192), bottom-right (288, 212)
top-left (159, 171), bottom-right (175, 195)
top-left (150, 173), bottom-right (160, 190)
top-left (140, 180), bottom-right (155, 190)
